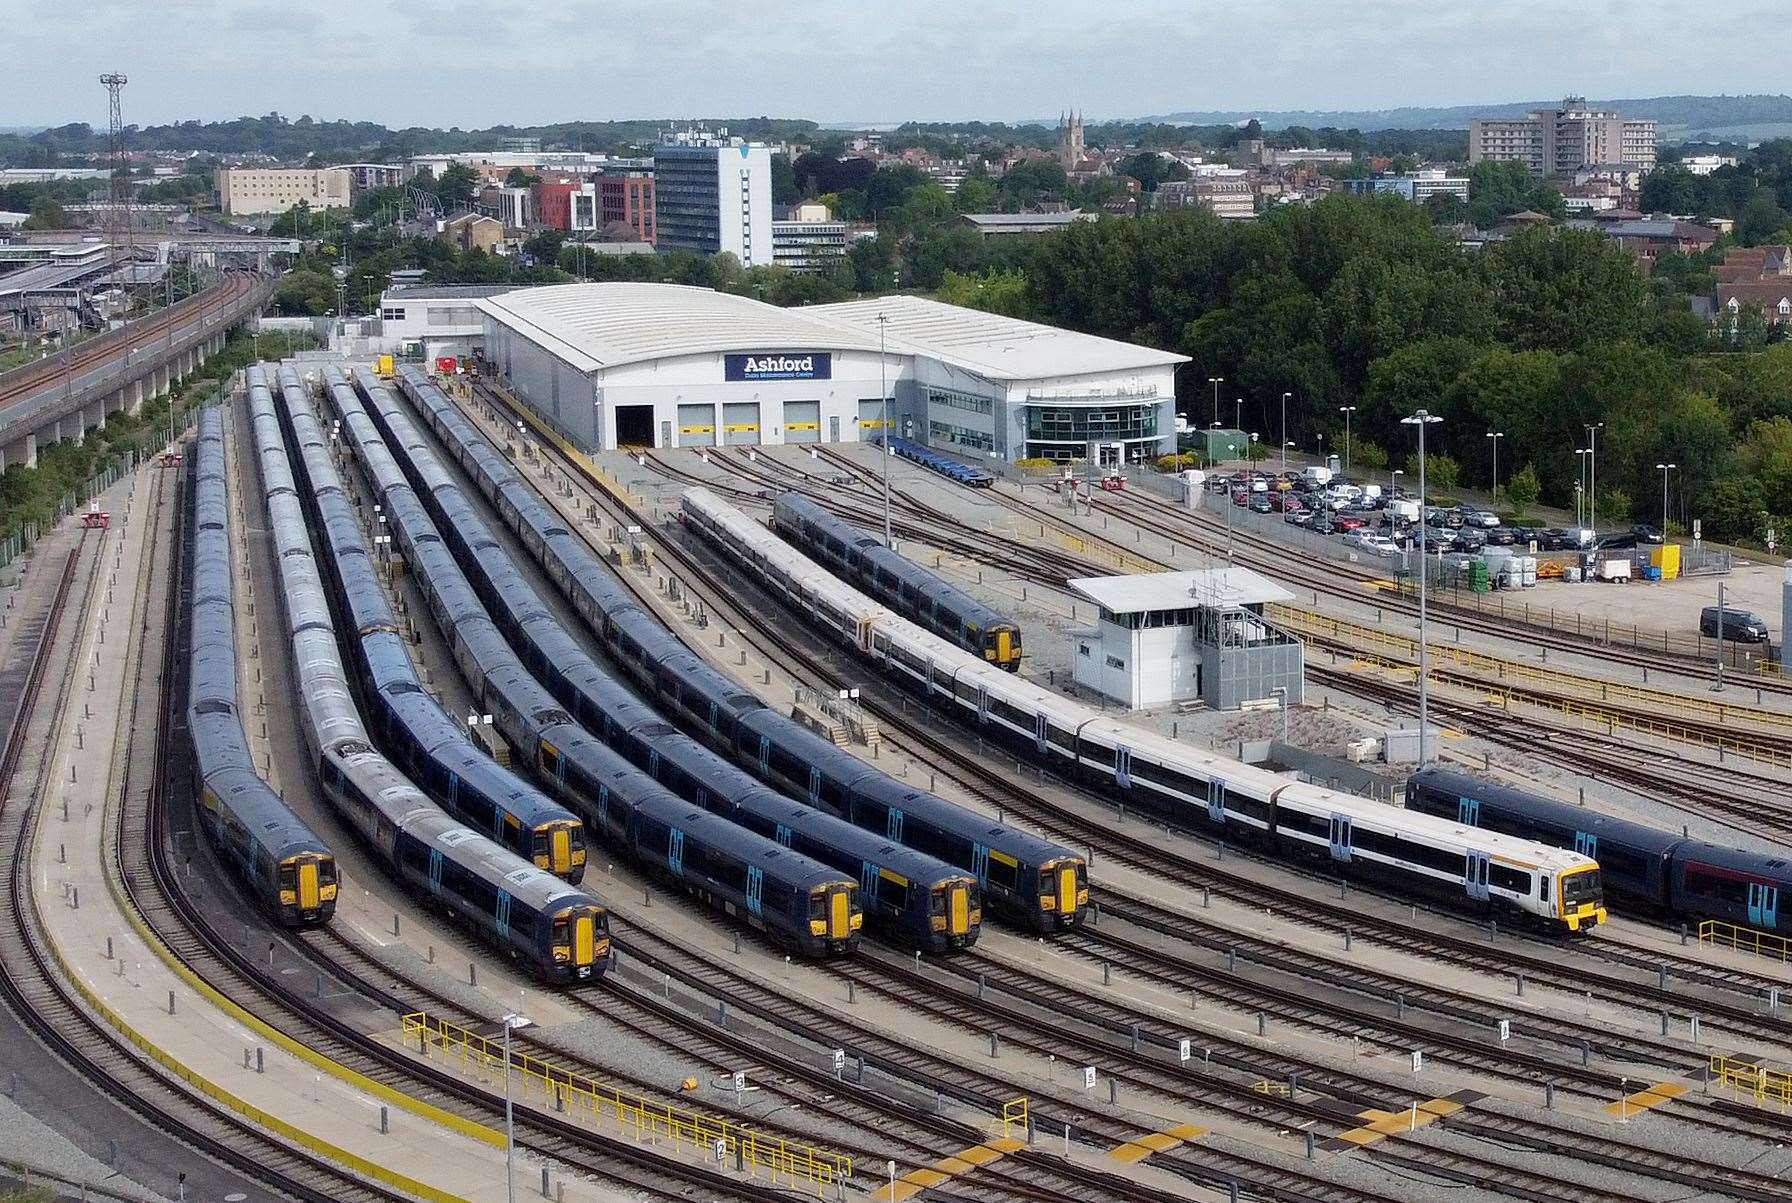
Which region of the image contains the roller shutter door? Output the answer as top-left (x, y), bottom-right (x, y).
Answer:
top-left (677, 403), bottom-right (716, 447)
top-left (723, 401), bottom-right (761, 446)
top-left (784, 400), bottom-right (820, 444)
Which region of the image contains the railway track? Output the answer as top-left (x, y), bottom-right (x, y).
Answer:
top-left (464, 384), bottom-right (1792, 1200)
top-left (0, 273), bottom-right (259, 412)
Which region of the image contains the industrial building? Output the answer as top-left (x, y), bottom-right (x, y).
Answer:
top-left (651, 134), bottom-right (774, 264)
top-left (474, 283), bottom-right (1185, 460)
top-left (214, 167), bottom-right (351, 216)
top-left (1067, 568), bottom-right (1303, 711)
top-left (1341, 170), bottom-right (1470, 203)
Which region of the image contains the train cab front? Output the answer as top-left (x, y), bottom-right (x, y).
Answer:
top-left (1037, 858), bottom-right (1089, 929)
top-left (551, 905), bottom-right (611, 982)
top-left (990, 626), bottom-right (1022, 672)
top-left (1559, 866), bottom-right (1606, 933)
top-left (810, 882), bottom-right (863, 955)
top-left (930, 878), bottom-right (983, 950)
top-left (534, 819), bottom-right (588, 883)
top-left (277, 854), bottom-right (338, 926)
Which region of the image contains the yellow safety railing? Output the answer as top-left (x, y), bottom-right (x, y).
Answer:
top-left (1273, 603), bottom-right (1792, 734)
top-left (1700, 920), bottom-right (1792, 963)
top-left (1710, 1054), bottom-right (1792, 1108)
top-left (1040, 525), bottom-right (1161, 575)
top-left (1251, 1080), bottom-right (1291, 1097)
top-left (482, 380), bottom-right (646, 511)
top-left (1000, 1097), bottom-right (1030, 1140)
top-left (402, 1013), bottom-right (852, 1194)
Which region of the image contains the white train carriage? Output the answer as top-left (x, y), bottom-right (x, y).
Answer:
top-left (679, 485), bottom-right (1606, 933)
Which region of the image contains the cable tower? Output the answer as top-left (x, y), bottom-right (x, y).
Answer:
top-left (99, 73), bottom-right (134, 272)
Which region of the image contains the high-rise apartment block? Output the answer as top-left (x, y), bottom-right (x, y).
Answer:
top-left (652, 131), bottom-right (773, 266)
top-left (1469, 97), bottom-right (1657, 176)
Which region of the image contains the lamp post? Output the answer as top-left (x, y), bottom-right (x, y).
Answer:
top-left (1280, 391), bottom-right (1290, 471)
top-left (1338, 406), bottom-right (1356, 477)
top-left (878, 315), bottom-right (892, 552)
top-left (1401, 409), bottom-right (1443, 766)
top-left (501, 1013), bottom-right (525, 1203)
top-left (1656, 462), bottom-right (1676, 535)
top-left (1485, 431), bottom-right (1503, 501)
top-left (1585, 423), bottom-right (1604, 534)
top-left (1208, 377), bottom-right (1223, 428)
top-left (1391, 467), bottom-right (1404, 498)
top-left (1574, 448), bottom-right (1593, 530)
top-left (1234, 397), bottom-right (1243, 433)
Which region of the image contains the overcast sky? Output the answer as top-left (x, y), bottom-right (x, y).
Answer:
top-left (7, 0), bottom-right (1781, 130)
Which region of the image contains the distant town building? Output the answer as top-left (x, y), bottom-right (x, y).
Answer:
top-left (1679, 154), bottom-right (1739, 176)
top-left (1469, 97), bottom-right (1657, 176)
top-left (771, 203), bottom-right (847, 274)
top-left (1153, 179), bottom-right (1255, 220)
top-left (652, 131), bottom-right (774, 266)
top-left (492, 186), bottom-right (534, 230)
top-left (955, 211), bottom-right (1099, 237)
top-left (1341, 169), bottom-right (1470, 203)
top-left (1058, 111), bottom-right (1087, 172)
top-left (438, 212), bottom-right (507, 254)
top-left (1713, 244), bottom-right (1792, 317)
top-left (534, 179), bottom-right (597, 231)
top-left (339, 163), bottom-right (412, 192)
top-left (1239, 140), bottom-right (1355, 169)
top-left (599, 171), bottom-right (655, 242)
top-left (1577, 218), bottom-right (1717, 270)
top-left (214, 167), bottom-right (351, 216)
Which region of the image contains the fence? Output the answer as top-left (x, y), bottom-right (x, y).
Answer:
top-left (1709, 1054), bottom-right (1792, 1109)
top-left (1700, 920), bottom-right (1792, 963)
top-left (402, 1013), bottom-right (853, 1194)
top-left (1, 450), bottom-right (145, 579)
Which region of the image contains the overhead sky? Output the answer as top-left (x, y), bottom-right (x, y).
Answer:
top-left (6, 0), bottom-right (1781, 129)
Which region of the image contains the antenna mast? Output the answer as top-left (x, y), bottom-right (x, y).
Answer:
top-left (99, 73), bottom-right (134, 273)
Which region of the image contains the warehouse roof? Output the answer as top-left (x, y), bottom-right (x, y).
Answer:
top-left (805, 294), bottom-right (1188, 381)
top-left (476, 282), bottom-right (882, 372)
top-left (1066, 567), bottom-right (1292, 614)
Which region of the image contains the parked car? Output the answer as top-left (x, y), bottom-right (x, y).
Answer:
top-left (1285, 510), bottom-right (1314, 527)
top-left (1485, 527), bottom-right (1517, 546)
top-left (1232, 489), bottom-right (1250, 506)
top-left (1700, 607), bottom-right (1771, 643)
top-left (1249, 495), bottom-right (1274, 514)
top-left (1464, 509), bottom-right (1501, 528)
top-left (1633, 524), bottom-right (1665, 545)
top-left (1333, 514), bottom-right (1367, 532)
top-left (1308, 516), bottom-right (1337, 535)
top-left (1455, 529), bottom-right (1488, 552)
top-left (1269, 492), bottom-right (1303, 513)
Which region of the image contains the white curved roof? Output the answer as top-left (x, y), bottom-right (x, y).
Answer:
top-left (476, 282), bottom-right (882, 373)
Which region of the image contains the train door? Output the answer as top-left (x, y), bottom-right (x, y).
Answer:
top-left (1115, 746), bottom-right (1132, 789)
top-left (1206, 776), bottom-right (1225, 824)
top-left (975, 686), bottom-right (988, 724)
top-left (427, 848), bottom-right (444, 897)
top-left (859, 863), bottom-right (878, 908)
top-left (1457, 796), bottom-right (1480, 825)
top-left (774, 824), bottom-right (793, 848)
top-left (1465, 852), bottom-right (1490, 902)
top-left (668, 829), bottom-right (685, 875)
top-left (574, 913), bottom-right (596, 964)
top-left (1574, 832), bottom-right (1598, 859)
top-left (297, 859), bottom-right (321, 910)
top-left (495, 892), bottom-right (512, 938)
top-left (1748, 883), bottom-right (1780, 929)
top-left (972, 843), bottom-right (990, 885)
top-left (807, 766), bottom-right (822, 806)
top-left (1328, 816), bottom-right (1353, 863)
top-left (1033, 713), bottom-right (1049, 755)
top-left (886, 809), bottom-right (904, 842)
top-left (757, 736), bottom-right (772, 777)
top-left (746, 866), bottom-right (764, 918)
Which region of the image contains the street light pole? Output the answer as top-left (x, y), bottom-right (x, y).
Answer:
top-left (1234, 397), bottom-right (1243, 433)
top-left (1485, 430), bottom-right (1503, 501)
top-left (1208, 377), bottom-right (1223, 428)
top-left (1656, 463), bottom-right (1676, 535)
top-left (1338, 406), bottom-right (1356, 476)
top-left (878, 312), bottom-right (892, 548)
top-left (502, 1014), bottom-right (520, 1203)
top-left (1402, 409), bottom-right (1443, 766)
top-left (1281, 392), bottom-right (1290, 471)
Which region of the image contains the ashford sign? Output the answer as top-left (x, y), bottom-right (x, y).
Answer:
top-left (724, 352), bottom-right (833, 382)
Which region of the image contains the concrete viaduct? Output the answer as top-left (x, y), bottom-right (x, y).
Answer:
top-left (0, 272), bottom-right (274, 472)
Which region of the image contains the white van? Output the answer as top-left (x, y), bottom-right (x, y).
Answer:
top-left (1301, 465), bottom-right (1334, 488)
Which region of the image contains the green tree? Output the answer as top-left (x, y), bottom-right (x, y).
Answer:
top-left (954, 176), bottom-right (997, 213)
top-left (935, 269), bottom-right (1033, 318)
top-left (1506, 463), bottom-right (1542, 516)
top-left (436, 162), bottom-right (480, 207)
top-left (771, 153), bottom-right (797, 205)
top-left (22, 193), bottom-right (68, 229)
top-left (522, 228), bottom-right (564, 264)
top-left (1404, 452), bottom-right (1460, 497)
top-left (502, 167), bottom-right (541, 188)
top-left (1479, 226), bottom-right (1647, 352)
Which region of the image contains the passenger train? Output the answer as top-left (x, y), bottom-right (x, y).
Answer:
top-left (186, 405), bottom-right (337, 926)
top-left (395, 365), bottom-right (1088, 932)
top-left (355, 374), bottom-right (976, 950)
top-left (681, 485), bottom-right (1609, 934)
top-left (316, 369), bottom-right (863, 957)
top-left (272, 371), bottom-right (586, 881)
top-left (1408, 767), bottom-right (1790, 933)
top-left (248, 367), bottom-right (608, 980)
top-left (771, 490), bottom-right (1023, 670)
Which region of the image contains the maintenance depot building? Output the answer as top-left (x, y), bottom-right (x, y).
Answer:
top-left (474, 283), bottom-right (1187, 462)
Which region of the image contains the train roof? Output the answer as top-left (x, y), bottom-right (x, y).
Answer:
top-left (1410, 767), bottom-right (1686, 856)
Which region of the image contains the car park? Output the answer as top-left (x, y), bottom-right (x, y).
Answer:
top-left (1700, 607), bottom-right (1770, 643)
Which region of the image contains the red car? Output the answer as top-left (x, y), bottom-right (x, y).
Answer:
top-left (1333, 514), bottom-right (1367, 531)
top-left (1270, 493), bottom-right (1304, 513)
top-left (1232, 489), bottom-right (1250, 506)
